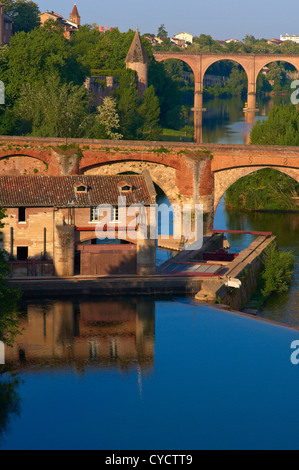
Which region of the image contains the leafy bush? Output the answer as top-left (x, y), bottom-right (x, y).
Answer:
top-left (261, 243), bottom-right (295, 297)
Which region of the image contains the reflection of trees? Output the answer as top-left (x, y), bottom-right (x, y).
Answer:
top-left (220, 204), bottom-right (299, 259)
top-left (0, 374), bottom-right (22, 444)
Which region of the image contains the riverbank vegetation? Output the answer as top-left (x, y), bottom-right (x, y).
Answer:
top-left (261, 243), bottom-right (295, 297)
top-left (242, 243), bottom-right (295, 312)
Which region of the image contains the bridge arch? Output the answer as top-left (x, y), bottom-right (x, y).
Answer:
top-left (214, 165), bottom-right (299, 211)
top-left (254, 56), bottom-right (299, 83)
top-left (201, 56), bottom-right (250, 85)
top-left (0, 153), bottom-right (50, 175)
top-left (81, 160), bottom-right (183, 207)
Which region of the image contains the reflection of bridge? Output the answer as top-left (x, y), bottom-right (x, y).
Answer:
top-left (153, 52), bottom-right (299, 142)
top-left (0, 137), bottom-right (298, 228)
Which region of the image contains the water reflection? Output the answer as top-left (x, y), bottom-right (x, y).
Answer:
top-left (3, 298), bottom-right (155, 374)
top-left (0, 375), bottom-right (22, 443)
top-left (202, 95), bottom-right (289, 144)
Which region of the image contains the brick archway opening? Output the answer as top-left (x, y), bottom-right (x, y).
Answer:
top-left (214, 166), bottom-right (299, 213)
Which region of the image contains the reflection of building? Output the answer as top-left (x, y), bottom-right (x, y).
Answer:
top-left (39, 4), bottom-right (80, 39)
top-left (0, 172), bottom-right (156, 277)
top-left (0, 2), bottom-right (13, 45)
top-left (4, 299), bottom-right (155, 374)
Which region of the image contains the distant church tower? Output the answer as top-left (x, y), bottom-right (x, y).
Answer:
top-left (125, 28), bottom-right (148, 98)
top-left (70, 4), bottom-right (81, 26)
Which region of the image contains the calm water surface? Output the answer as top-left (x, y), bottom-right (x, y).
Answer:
top-left (1, 296), bottom-right (299, 450)
top-left (202, 95), bottom-right (289, 145)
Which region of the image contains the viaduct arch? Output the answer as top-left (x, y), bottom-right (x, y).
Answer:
top-left (153, 52), bottom-right (299, 143)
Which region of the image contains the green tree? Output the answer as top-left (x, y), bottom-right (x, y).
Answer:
top-left (157, 24), bottom-right (168, 38)
top-left (17, 74), bottom-right (91, 138)
top-left (2, 0), bottom-right (40, 33)
top-left (250, 104), bottom-right (299, 146)
top-left (89, 97), bottom-right (123, 140)
top-left (115, 70), bottom-right (139, 139)
top-left (2, 27), bottom-right (88, 101)
top-left (148, 60), bottom-right (182, 128)
top-left (261, 243), bottom-right (295, 297)
top-left (137, 86), bottom-right (161, 140)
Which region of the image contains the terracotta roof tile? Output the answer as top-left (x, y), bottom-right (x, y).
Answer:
top-left (0, 175), bottom-right (153, 207)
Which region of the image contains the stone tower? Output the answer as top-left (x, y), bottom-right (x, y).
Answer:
top-left (125, 28), bottom-right (149, 98)
top-left (70, 3), bottom-right (80, 26)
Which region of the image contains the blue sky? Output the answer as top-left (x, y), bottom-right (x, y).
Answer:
top-left (37, 0), bottom-right (299, 40)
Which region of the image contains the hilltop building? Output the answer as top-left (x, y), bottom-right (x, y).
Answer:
top-left (0, 2), bottom-right (13, 45)
top-left (280, 34), bottom-right (299, 43)
top-left (173, 32), bottom-right (193, 44)
top-left (39, 4), bottom-right (80, 39)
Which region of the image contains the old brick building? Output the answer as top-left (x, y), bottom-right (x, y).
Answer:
top-left (39, 4), bottom-right (80, 39)
top-left (0, 1), bottom-right (13, 46)
top-left (0, 173), bottom-right (156, 277)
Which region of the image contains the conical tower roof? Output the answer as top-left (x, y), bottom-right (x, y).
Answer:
top-left (71, 4), bottom-right (80, 17)
top-left (126, 28), bottom-right (149, 64)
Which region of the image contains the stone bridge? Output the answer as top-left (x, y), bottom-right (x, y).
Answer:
top-left (0, 136), bottom-right (298, 224)
top-left (153, 52), bottom-right (299, 142)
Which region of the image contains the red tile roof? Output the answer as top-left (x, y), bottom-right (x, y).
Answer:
top-left (0, 175), bottom-right (154, 207)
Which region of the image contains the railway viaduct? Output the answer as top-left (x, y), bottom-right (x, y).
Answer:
top-left (153, 52), bottom-right (299, 143)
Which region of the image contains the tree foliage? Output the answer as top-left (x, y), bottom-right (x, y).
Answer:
top-left (137, 86), bottom-right (161, 140)
top-left (250, 104), bottom-right (299, 146)
top-left (89, 97), bottom-right (123, 140)
top-left (261, 243), bottom-right (295, 297)
top-left (225, 168), bottom-right (299, 211)
top-left (2, 0), bottom-right (40, 33)
top-left (1, 27), bottom-right (88, 101)
top-left (16, 74), bottom-right (92, 138)
top-left (157, 24), bottom-right (168, 38)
